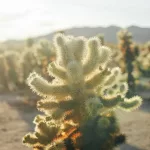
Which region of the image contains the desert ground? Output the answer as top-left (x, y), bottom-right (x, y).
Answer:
top-left (0, 93), bottom-right (149, 150)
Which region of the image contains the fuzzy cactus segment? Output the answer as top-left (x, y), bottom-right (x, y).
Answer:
top-left (23, 34), bottom-right (142, 150)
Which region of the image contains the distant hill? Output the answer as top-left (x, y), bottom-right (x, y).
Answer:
top-left (3, 25), bottom-right (150, 45)
top-left (38, 25), bottom-right (150, 44)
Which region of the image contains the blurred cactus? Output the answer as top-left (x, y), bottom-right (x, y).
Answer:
top-left (0, 54), bottom-right (8, 92)
top-left (118, 29), bottom-right (135, 97)
top-left (0, 39), bottom-right (55, 91)
top-left (34, 39), bottom-right (55, 63)
top-left (130, 44), bottom-right (141, 79)
top-left (34, 39), bottom-right (56, 80)
top-left (97, 34), bottom-right (105, 45)
top-left (0, 51), bottom-right (21, 92)
top-left (23, 34), bottom-right (142, 150)
top-left (132, 43), bottom-right (140, 57)
top-left (54, 30), bottom-right (65, 35)
top-left (107, 48), bottom-right (123, 69)
top-left (19, 48), bottom-right (40, 88)
top-left (26, 38), bottom-right (34, 48)
top-left (136, 48), bottom-right (150, 77)
top-left (145, 41), bottom-right (150, 51)
top-left (4, 51), bottom-right (20, 91)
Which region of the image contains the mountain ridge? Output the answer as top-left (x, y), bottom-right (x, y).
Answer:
top-left (37, 25), bottom-right (150, 43)
top-left (3, 25), bottom-right (150, 44)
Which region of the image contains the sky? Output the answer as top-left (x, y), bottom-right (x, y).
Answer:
top-left (0, 0), bottom-right (149, 41)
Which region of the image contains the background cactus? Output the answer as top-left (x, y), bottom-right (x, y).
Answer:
top-left (136, 45), bottom-right (150, 77)
top-left (26, 38), bottom-right (35, 48)
top-left (132, 43), bottom-right (140, 57)
top-left (107, 48), bottom-right (123, 69)
top-left (145, 41), bottom-right (150, 51)
top-left (0, 54), bottom-right (8, 92)
top-left (3, 51), bottom-right (20, 91)
top-left (97, 34), bottom-right (105, 45)
top-left (0, 51), bottom-right (21, 92)
top-left (22, 34), bottom-right (142, 150)
top-left (34, 39), bottom-right (56, 79)
top-left (118, 29), bottom-right (136, 98)
top-left (19, 47), bottom-right (40, 88)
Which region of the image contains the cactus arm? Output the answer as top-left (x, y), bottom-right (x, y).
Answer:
top-left (100, 95), bottom-right (123, 108)
top-left (118, 96), bottom-right (142, 111)
top-left (54, 34), bottom-right (74, 68)
top-left (97, 34), bottom-right (105, 45)
top-left (48, 62), bottom-right (67, 81)
top-left (34, 132), bottom-right (51, 145)
top-left (27, 72), bottom-right (69, 97)
top-left (85, 69), bottom-right (110, 89)
top-left (104, 74), bottom-right (117, 88)
top-left (117, 82), bottom-right (128, 96)
top-left (33, 115), bottom-right (45, 124)
top-left (98, 46), bottom-right (112, 64)
top-left (36, 122), bottom-right (58, 139)
top-left (104, 67), bottom-right (121, 88)
top-left (37, 99), bottom-right (76, 111)
top-left (73, 37), bottom-right (86, 62)
top-left (37, 100), bottom-right (59, 111)
top-left (83, 37), bottom-right (101, 75)
top-left (23, 133), bottom-right (39, 146)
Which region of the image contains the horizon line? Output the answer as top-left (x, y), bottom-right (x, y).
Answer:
top-left (1, 24), bottom-right (150, 42)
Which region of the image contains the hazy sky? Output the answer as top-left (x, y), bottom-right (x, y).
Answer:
top-left (0, 0), bottom-right (149, 41)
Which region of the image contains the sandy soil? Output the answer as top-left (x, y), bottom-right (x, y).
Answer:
top-left (0, 94), bottom-right (149, 150)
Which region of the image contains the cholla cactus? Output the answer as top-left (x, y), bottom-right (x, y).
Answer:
top-left (54, 30), bottom-right (65, 35)
top-left (0, 54), bottom-right (8, 92)
top-left (136, 48), bottom-right (150, 77)
top-left (118, 29), bottom-right (135, 97)
top-left (23, 34), bottom-right (142, 150)
top-left (4, 51), bottom-right (20, 91)
top-left (34, 39), bottom-right (55, 63)
top-left (34, 39), bottom-right (56, 78)
top-left (0, 51), bottom-right (20, 92)
top-left (130, 44), bottom-right (141, 79)
top-left (97, 34), bottom-right (105, 45)
top-left (19, 48), bottom-right (40, 87)
top-left (107, 48), bottom-right (124, 69)
top-left (132, 43), bottom-right (140, 57)
top-left (26, 38), bottom-right (34, 48)
top-left (117, 29), bottom-right (132, 53)
top-left (145, 41), bottom-right (150, 51)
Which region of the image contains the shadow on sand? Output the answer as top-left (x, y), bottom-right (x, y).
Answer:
top-left (120, 143), bottom-right (144, 150)
top-left (139, 100), bottom-right (150, 113)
